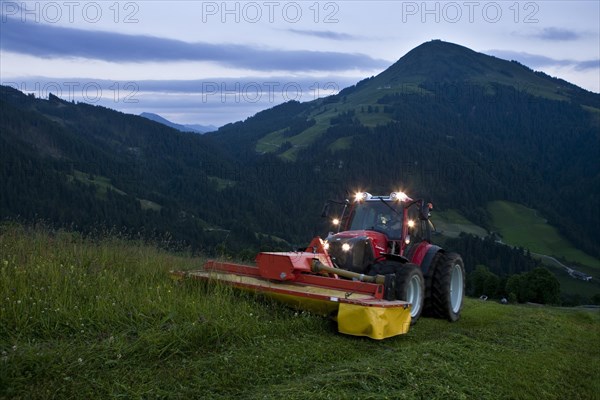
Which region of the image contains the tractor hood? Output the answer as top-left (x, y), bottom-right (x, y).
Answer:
top-left (325, 230), bottom-right (388, 274)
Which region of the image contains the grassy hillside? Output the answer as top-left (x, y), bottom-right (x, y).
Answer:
top-left (251, 40), bottom-right (600, 161)
top-left (1, 225), bottom-right (599, 399)
top-left (488, 201), bottom-right (600, 270)
top-left (434, 203), bottom-right (600, 302)
top-left (434, 209), bottom-right (488, 238)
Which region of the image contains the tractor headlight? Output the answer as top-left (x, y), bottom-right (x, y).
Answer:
top-left (325, 236), bottom-right (374, 274)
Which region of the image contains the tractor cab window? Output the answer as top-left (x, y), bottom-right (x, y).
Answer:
top-left (349, 200), bottom-right (403, 239)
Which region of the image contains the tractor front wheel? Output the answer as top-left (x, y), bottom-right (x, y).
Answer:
top-left (428, 252), bottom-right (465, 322)
top-left (395, 264), bottom-right (425, 325)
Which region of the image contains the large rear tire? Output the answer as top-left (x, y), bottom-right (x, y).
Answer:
top-left (395, 264), bottom-right (425, 325)
top-left (427, 252), bottom-right (465, 322)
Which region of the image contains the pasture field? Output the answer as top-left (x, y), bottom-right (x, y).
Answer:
top-left (1, 225), bottom-right (599, 399)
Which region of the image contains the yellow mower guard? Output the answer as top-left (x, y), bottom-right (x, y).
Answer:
top-left (337, 302), bottom-right (411, 339)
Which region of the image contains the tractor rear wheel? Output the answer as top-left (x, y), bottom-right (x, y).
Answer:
top-left (395, 264), bottom-right (425, 325)
top-left (427, 252), bottom-right (465, 322)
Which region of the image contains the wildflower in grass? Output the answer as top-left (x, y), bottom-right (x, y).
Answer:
top-left (78, 358), bottom-right (83, 363)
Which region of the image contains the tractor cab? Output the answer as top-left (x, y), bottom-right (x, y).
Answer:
top-left (322, 191), bottom-right (433, 274)
top-left (348, 198), bottom-right (404, 240)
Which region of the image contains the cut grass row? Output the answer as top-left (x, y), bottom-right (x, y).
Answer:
top-left (1, 224), bottom-right (599, 399)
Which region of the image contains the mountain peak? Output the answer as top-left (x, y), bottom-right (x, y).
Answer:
top-left (364, 40), bottom-right (596, 106)
top-left (377, 40), bottom-right (503, 84)
top-left (407, 39), bottom-right (472, 54)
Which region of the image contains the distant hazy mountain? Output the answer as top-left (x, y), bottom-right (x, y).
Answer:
top-left (184, 123), bottom-right (219, 133)
top-left (140, 112), bottom-right (217, 133)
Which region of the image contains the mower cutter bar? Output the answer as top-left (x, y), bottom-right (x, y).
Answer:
top-left (172, 254), bottom-right (412, 339)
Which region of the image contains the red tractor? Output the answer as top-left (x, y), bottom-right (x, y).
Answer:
top-left (321, 191), bottom-right (466, 323)
top-left (174, 189), bottom-right (465, 338)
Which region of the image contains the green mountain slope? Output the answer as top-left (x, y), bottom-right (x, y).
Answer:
top-left (216, 40), bottom-right (599, 160)
top-left (0, 87), bottom-right (293, 252)
top-left (1, 40), bottom-right (598, 262)
top-left (212, 40), bottom-right (600, 258)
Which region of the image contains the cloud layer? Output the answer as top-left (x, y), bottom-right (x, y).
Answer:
top-left (532, 27), bottom-right (582, 41)
top-left (288, 29), bottom-right (359, 40)
top-left (1, 76), bottom-right (358, 126)
top-left (486, 50), bottom-right (599, 71)
top-left (2, 17), bottom-right (386, 71)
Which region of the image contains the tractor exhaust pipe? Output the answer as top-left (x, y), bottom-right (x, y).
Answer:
top-left (311, 259), bottom-right (387, 285)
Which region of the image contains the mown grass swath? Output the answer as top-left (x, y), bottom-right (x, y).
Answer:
top-left (1, 225), bottom-right (598, 399)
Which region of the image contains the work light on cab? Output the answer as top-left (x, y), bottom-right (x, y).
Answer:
top-left (354, 192), bottom-right (372, 202)
top-left (390, 191), bottom-right (409, 202)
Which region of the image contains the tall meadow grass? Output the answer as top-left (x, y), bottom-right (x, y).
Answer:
top-left (1, 224), bottom-right (598, 399)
